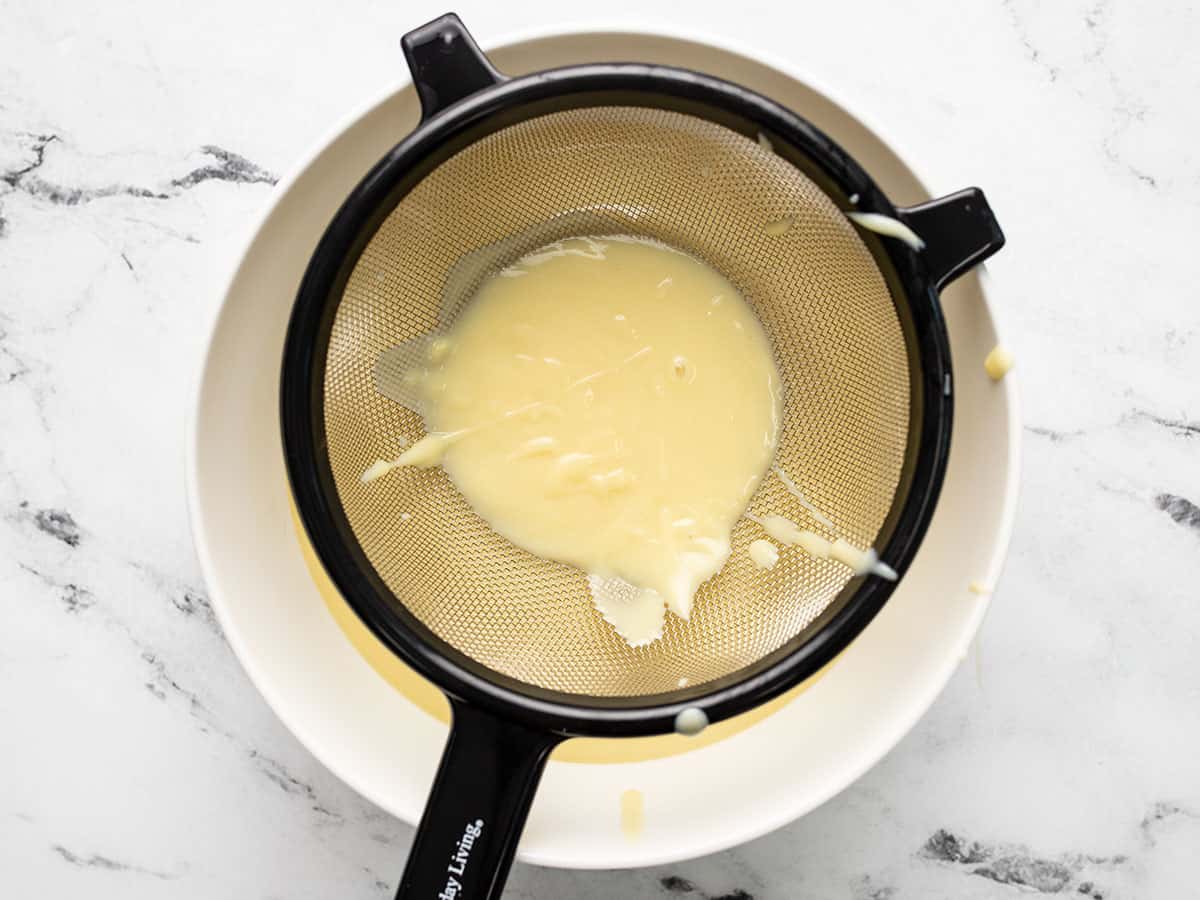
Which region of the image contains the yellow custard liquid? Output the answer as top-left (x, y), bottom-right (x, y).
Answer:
top-left (395, 236), bottom-right (782, 645)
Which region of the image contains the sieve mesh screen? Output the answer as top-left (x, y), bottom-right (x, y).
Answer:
top-left (322, 106), bottom-right (909, 698)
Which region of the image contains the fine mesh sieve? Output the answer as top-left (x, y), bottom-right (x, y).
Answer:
top-left (280, 14), bottom-right (1004, 900)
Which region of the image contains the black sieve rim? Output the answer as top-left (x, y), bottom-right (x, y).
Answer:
top-left (281, 58), bottom-right (987, 739)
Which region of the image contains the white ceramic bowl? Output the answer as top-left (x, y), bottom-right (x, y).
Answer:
top-left (187, 25), bottom-right (1019, 869)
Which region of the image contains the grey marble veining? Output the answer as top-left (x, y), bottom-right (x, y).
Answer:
top-left (2, 0), bottom-right (1199, 897)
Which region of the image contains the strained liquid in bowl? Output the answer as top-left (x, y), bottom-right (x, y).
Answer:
top-left (369, 235), bottom-right (782, 646)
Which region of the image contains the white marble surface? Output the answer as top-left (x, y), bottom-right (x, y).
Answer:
top-left (2, 0), bottom-right (1198, 897)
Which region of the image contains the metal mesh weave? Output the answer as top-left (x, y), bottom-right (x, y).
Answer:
top-left (322, 106), bottom-right (909, 698)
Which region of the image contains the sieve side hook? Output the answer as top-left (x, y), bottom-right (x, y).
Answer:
top-left (898, 188), bottom-right (1006, 291)
top-left (402, 13), bottom-right (507, 123)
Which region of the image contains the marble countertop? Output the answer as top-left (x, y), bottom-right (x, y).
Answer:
top-left (2, 0), bottom-right (1198, 897)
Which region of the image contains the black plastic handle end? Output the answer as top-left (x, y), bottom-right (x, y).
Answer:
top-left (899, 188), bottom-right (1006, 291)
top-left (394, 701), bottom-right (562, 900)
top-left (401, 13), bottom-right (505, 122)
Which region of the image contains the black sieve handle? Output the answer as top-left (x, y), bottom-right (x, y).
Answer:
top-left (402, 13), bottom-right (506, 123)
top-left (898, 188), bottom-right (1006, 291)
top-left (394, 700), bottom-right (563, 900)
